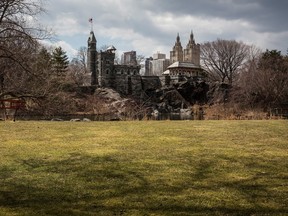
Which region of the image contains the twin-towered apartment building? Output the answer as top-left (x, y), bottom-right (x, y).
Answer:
top-left (145, 32), bottom-right (202, 77)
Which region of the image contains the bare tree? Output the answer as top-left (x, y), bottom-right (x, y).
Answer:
top-left (0, 0), bottom-right (50, 67)
top-left (233, 49), bottom-right (288, 109)
top-left (201, 39), bottom-right (250, 85)
top-left (0, 0), bottom-right (51, 95)
top-left (136, 54), bottom-right (145, 65)
top-left (77, 46), bottom-right (88, 70)
top-left (68, 46), bottom-right (90, 86)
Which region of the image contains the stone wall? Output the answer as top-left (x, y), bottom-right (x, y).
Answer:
top-left (99, 75), bottom-right (167, 97)
top-left (131, 75), bottom-right (143, 96)
top-left (141, 76), bottom-right (162, 91)
top-left (113, 75), bottom-right (129, 95)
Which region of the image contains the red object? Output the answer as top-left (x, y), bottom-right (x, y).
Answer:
top-left (0, 99), bottom-right (25, 109)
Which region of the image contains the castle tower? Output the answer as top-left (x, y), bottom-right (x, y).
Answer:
top-left (97, 46), bottom-right (116, 87)
top-left (184, 31), bottom-right (200, 65)
top-left (122, 51), bottom-right (137, 66)
top-left (87, 31), bottom-right (97, 85)
top-left (170, 33), bottom-right (183, 63)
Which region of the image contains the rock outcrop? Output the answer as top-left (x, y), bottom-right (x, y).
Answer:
top-left (89, 80), bottom-right (230, 120)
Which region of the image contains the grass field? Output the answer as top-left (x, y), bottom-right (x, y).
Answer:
top-left (0, 120), bottom-right (287, 216)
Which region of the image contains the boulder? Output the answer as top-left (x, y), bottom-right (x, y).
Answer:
top-left (83, 118), bottom-right (91, 122)
top-left (51, 118), bottom-right (64, 121)
top-left (70, 118), bottom-right (81, 122)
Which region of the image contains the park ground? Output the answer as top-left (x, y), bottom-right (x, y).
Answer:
top-left (0, 120), bottom-right (287, 215)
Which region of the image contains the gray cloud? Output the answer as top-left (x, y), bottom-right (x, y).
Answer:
top-left (40, 0), bottom-right (288, 57)
top-left (151, 0), bottom-right (288, 32)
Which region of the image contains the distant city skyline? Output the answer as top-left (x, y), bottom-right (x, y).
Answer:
top-left (39, 0), bottom-right (288, 59)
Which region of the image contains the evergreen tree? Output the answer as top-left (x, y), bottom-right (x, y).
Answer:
top-left (51, 47), bottom-right (69, 77)
top-left (35, 47), bottom-right (52, 73)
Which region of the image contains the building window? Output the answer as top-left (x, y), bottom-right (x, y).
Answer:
top-left (121, 69), bottom-right (124, 75)
top-left (106, 69), bottom-right (110, 74)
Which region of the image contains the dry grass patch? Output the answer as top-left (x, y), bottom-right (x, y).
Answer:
top-left (0, 120), bottom-right (287, 215)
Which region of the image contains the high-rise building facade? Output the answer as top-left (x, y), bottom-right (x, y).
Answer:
top-left (170, 31), bottom-right (200, 65)
top-left (144, 53), bottom-right (170, 76)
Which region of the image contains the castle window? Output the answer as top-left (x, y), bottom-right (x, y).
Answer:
top-left (121, 69), bottom-right (124, 75)
top-left (106, 69), bottom-right (110, 75)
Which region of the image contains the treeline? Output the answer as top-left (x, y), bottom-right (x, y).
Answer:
top-left (0, 0), bottom-right (92, 117)
top-left (201, 40), bottom-right (288, 117)
top-left (1, 0), bottom-right (287, 119)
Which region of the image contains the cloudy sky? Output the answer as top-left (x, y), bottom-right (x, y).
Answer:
top-left (39, 0), bottom-right (288, 59)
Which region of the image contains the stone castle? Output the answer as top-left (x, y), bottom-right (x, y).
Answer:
top-left (87, 30), bottom-right (205, 96)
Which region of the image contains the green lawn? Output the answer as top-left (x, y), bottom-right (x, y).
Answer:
top-left (0, 120), bottom-right (287, 216)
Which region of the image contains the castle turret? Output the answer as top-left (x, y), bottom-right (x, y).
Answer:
top-left (189, 30), bottom-right (195, 45)
top-left (176, 33), bottom-right (181, 43)
top-left (87, 31), bottom-right (97, 85)
top-left (170, 33), bottom-right (183, 63)
top-left (184, 30), bottom-right (200, 65)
